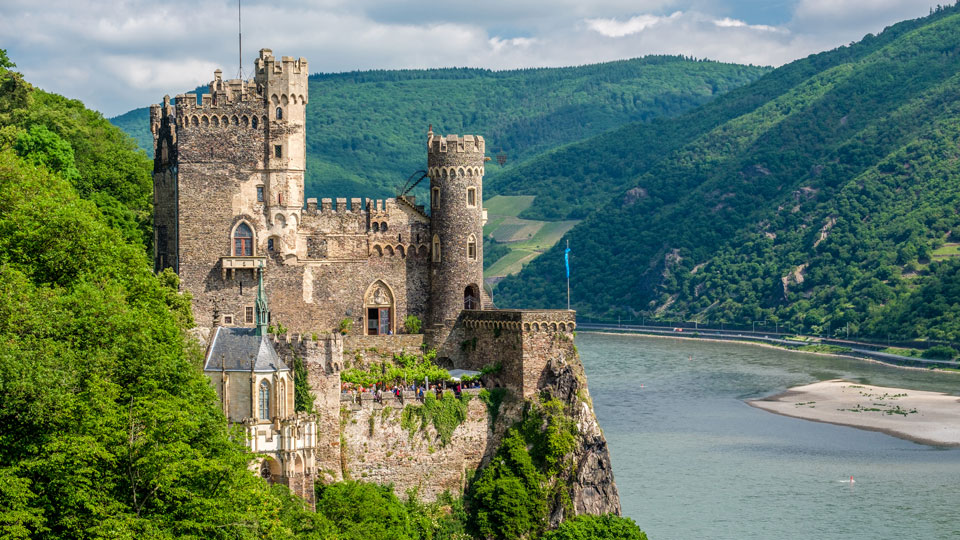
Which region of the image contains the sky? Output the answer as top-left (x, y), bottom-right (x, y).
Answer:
top-left (0, 0), bottom-right (943, 117)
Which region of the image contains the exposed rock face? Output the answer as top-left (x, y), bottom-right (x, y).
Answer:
top-left (539, 352), bottom-right (622, 522)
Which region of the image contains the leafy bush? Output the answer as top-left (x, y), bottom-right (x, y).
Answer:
top-left (293, 354), bottom-right (316, 413)
top-left (339, 317), bottom-right (354, 334)
top-left (467, 397), bottom-right (579, 539)
top-left (401, 391), bottom-right (472, 446)
top-left (314, 481), bottom-right (466, 540)
top-left (541, 514), bottom-right (648, 540)
top-left (404, 314), bottom-right (422, 334)
top-left (921, 345), bottom-right (958, 360)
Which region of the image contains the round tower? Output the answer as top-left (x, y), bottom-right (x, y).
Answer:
top-left (427, 128), bottom-right (486, 327)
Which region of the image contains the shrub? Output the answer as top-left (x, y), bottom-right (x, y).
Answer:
top-left (403, 315), bottom-right (422, 334)
top-left (541, 514), bottom-right (648, 540)
top-left (339, 318), bottom-right (354, 334)
top-left (921, 345), bottom-right (958, 360)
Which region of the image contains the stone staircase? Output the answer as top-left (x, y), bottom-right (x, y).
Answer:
top-left (481, 287), bottom-right (496, 310)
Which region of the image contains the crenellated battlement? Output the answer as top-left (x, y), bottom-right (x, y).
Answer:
top-left (427, 131), bottom-right (485, 155)
top-left (255, 49), bottom-right (309, 76)
top-left (304, 197), bottom-right (394, 215)
top-left (461, 309), bottom-right (577, 333)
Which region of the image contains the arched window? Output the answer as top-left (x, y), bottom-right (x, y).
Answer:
top-left (380, 222), bottom-right (388, 232)
top-left (467, 187), bottom-right (477, 207)
top-left (432, 235), bottom-right (441, 262)
top-left (372, 222), bottom-right (379, 232)
top-left (464, 284), bottom-right (479, 310)
top-left (467, 235), bottom-right (477, 260)
top-left (275, 106), bottom-right (283, 120)
top-left (258, 380), bottom-right (270, 419)
top-left (251, 116), bottom-right (258, 129)
top-left (431, 187), bottom-right (440, 209)
top-left (233, 223), bottom-right (253, 256)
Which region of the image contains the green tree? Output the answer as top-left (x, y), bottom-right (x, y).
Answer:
top-left (541, 514), bottom-right (648, 540)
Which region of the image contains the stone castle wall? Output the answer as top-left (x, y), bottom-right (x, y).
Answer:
top-left (339, 391), bottom-right (492, 499)
top-left (442, 310), bottom-right (578, 398)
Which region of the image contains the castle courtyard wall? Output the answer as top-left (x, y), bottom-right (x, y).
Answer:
top-left (339, 392), bottom-right (492, 500)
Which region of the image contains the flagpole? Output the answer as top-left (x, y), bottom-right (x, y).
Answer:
top-left (566, 239), bottom-right (570, 311)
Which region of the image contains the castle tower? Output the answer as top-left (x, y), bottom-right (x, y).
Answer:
top-left (427, 128), bottom-right (487, 327)
top-left (149, 49), bottom-right (308, 333)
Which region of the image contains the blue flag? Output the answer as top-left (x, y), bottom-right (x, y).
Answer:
top-left (565, 247), bottom-right (571, 279)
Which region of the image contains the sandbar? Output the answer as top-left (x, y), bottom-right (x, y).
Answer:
top-left (748, 379), bottom-right (960, 446)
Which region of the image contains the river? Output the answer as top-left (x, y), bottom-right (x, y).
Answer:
top-left (578, 332), bottom-right (960, 540)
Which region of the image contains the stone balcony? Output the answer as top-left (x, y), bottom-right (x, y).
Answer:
top-left (220, 255), bottom-right (267, 279)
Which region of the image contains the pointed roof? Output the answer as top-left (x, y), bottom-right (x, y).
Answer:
top-left (256, 263), bottom-right (269, 336)
top-left (203, 326), bottom-right (288, 372)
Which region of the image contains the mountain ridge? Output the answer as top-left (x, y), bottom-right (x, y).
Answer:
top-left (495, 4), bottom-right (960, 343)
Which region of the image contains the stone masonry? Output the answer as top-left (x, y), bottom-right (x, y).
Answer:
top-left (155, 49), bottom-right (619, 517)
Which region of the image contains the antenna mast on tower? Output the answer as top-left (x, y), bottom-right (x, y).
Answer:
top-left (236, 0), bottom-right (244, 79)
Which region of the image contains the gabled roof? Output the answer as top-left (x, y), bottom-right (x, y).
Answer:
top-left (203, 327), bottom-right (289, 373)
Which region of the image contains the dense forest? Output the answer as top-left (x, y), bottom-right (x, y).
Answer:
top-left (1, 50), bottom-right (645, 539)
top-left (495, 4), bottom-right (960, 345)
top-left (110, 57), bottom-right (769, 201)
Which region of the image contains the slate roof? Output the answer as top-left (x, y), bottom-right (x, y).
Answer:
top-left (203, 327), bottom-right (289, 373)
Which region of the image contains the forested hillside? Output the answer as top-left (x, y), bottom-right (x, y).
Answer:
top-left (110, 58), bottom-right (769, 200)
top-left (2, 50), bottom-right (648, 538)
top-left (496, 4), bottom-right (960, 343)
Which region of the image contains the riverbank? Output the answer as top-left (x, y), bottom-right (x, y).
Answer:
top-left (580, 327), bottom-right (960, 372)
top-left (748, 380), bottom-right (960, 446)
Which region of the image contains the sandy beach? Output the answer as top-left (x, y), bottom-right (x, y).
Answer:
top-left (748, 379), bottom-right (960, 446)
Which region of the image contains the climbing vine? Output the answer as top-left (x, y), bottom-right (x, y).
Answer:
top-left (400, 391), bottom-right (473, 446)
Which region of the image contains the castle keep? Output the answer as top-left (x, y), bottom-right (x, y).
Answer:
top-left (149, 50), bottom-right (619, 514)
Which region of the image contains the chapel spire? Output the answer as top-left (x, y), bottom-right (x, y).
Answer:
top-left (255, 264), bottom-right (269, 336)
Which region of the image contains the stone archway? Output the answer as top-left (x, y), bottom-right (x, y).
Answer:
top-left (364, 280), bottom-right (395, 336)
top-left (260, 457), bottom-right (282, 485)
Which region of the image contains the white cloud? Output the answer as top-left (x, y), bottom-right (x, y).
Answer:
top-left (0, 0), bottom-right (944, 116)
top-left (586, 12), bottom-right (683, 37)
top-left (712, 17), bottom-right (781, 32)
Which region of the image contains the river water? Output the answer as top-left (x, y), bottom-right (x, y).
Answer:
top-left (578, 332), bottom-right (960, 540)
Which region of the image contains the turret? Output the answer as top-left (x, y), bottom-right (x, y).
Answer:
top-left (254, 48), bottom-right (309, 228)
top-left (427, 127), bottom-right (486, 326)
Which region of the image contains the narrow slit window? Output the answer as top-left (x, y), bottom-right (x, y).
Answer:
top-left (256, 186), bottom-right (264, 202)
top-left (431, 187), bottom-right (440, 209)
top-left (432, 235), bottom-right (441, 262)
top-left (274, 145), bottom-right (282, 158)
top-left (245, 306), bottom-right (254, 324)
top-left (467, 187), bottom-right (477, 207)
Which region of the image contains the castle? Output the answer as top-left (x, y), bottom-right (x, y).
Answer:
top-left (149, 49), bottom-right (600, 508)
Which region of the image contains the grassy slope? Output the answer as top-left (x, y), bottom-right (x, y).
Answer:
top-left (481, 194), bottom-right (580, 279)
top-left (495, 5), bottom-right (960, 342)
top-left (111, 58), bottom-right (769, 202)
